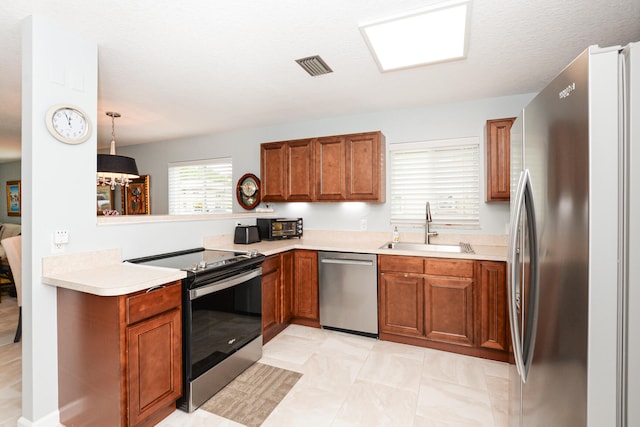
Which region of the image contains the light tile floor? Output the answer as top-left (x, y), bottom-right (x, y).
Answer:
top-left (159, 325), bottom-right (509, 427)
top-left (0, 298), bottom-right (509, 427)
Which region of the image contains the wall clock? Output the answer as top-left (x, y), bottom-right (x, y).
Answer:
top-left (45, 104), bottom-right (92, 144)
top-left (236, 173), bottom-right (261, 210)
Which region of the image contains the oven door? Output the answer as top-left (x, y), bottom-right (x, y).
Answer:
top-left (187, 268), bottom-right (262, 380)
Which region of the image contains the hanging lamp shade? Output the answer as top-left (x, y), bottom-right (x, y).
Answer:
top-left (97, 111), bottom-right (140, 188)
top-left (97, 154), bottom-right (139, 177)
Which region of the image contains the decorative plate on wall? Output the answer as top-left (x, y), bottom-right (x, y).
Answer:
top-left (236, 173), bottom-right (260, 210)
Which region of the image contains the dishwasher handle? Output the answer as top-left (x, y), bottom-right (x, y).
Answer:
top-left (320, 258), bottom-right (374, 266)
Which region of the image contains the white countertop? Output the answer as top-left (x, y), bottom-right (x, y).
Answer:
top-left (41, 248), bottom-right (186, 296)
top-left (204, 230), bottom-right (508, 262)
top-left (41, 231), bottom-right (506, 297)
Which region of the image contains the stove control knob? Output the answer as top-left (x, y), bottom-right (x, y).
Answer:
top-left (198, 260), bottom-right (207, 269)
top-left (190, 264), bottom-right (199, 271)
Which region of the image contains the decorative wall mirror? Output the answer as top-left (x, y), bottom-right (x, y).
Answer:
top-left (236, 173), bottom-right (260, 210)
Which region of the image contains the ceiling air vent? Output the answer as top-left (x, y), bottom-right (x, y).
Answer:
top-left (295, 55), bottom-right (333, 76)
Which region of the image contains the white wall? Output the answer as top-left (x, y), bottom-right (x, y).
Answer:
top-left (22, 15), bottom-right (99, 425)
top-left (119, 93), bottom-right (534, 235)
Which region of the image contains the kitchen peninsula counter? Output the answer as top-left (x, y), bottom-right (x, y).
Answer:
top-left (204, 230), bottom-right (508, 262)
top-left (42, 248), bottom-right (186, 296)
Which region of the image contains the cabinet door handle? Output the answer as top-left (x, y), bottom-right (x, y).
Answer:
top-left (145, 285), bottom-right (166, 293)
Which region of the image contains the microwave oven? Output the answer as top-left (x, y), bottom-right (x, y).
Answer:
top-left (256, 218), bottom-right (303, 240)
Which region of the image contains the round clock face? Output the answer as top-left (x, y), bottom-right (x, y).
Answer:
top-left (236, 174), bottom-right (261, 210)
top-left (46, 104), bottom-right (92, 144)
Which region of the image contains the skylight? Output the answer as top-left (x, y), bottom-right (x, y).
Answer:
top-left (360, 0), bottom-right (470, 72)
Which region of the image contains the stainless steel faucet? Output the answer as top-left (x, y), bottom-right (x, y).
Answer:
top-left (425, 201), bottom-right (438, 244)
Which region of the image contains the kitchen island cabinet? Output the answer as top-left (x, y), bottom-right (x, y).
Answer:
top-left (57, 280), bottom-right (182, 427)
top-left (378, 254), bottom-right (508, 361)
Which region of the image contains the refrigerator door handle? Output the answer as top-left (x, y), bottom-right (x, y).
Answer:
top-left (508, 169), bottom-right (540, 383)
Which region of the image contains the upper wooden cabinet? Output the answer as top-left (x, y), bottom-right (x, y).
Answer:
top-left (286, 139), bottom-right (315, 201)
top-left (315, 136), bottom-right (346, 201)
top-left (486, 117), bottom-right (515, 201)
top-left (345, 132), bottom-right (384, 201)
top-left (261, 131), bottom-right (385, 203)
top-left (260, 142), bottom-right (287, 202)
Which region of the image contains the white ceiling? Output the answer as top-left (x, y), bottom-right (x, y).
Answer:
top-left (1, 0), bottom-right (639, 162)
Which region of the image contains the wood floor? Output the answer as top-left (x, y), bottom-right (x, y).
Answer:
top-left (0, 291), bottom-right (21, 427)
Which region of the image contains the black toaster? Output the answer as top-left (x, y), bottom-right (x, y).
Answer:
top-left (234, 225), bottom-right (261, 244)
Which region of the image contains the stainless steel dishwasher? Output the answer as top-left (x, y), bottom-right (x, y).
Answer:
top-left (318, 251), bottom-right (378, 337)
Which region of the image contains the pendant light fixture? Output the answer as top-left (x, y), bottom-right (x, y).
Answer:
top-left (97, 111), bottom-right (139, 189)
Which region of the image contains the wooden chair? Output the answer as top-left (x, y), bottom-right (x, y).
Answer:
top-left (1, 236), bottom-right (21, 342)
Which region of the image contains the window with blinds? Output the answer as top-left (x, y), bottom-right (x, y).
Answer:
top-left (389, 137), bottom-right (480, 228)
top-left (168, 158), bottom-right (233, 214)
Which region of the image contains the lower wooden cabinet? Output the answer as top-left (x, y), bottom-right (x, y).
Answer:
top-left (477, 260), bottom-right (508, 351)
top-left (57, 281), bottom-right (182, 427)
top-left (291, 250), bottom-right (319, 326)
top-left (262, 252), bottom-right (294, 343)
top-left (424, 258), bottom-right (475, 347)
top-left (378, 255), bottom-right (508, 361)
top-left (378, 272), bottom-right (424, 338)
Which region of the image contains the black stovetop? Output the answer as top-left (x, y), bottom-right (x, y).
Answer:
top-left (126, 248), bottom-right (264, 287)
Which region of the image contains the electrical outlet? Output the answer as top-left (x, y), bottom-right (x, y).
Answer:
top-left (54, 230), bottom-right (69, 244)
top-left (360, 218), bottom-right (367, 231)
top-left (52, 230), bottom-right (69, 253)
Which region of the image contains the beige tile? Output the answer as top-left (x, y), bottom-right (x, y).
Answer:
top-left (356, 350), bottom-right (424, 393)
top-left (331, 379), bottom-right (418, 427)
top-left (262, 332), bottom-right (321, 366)
top-left (370, 338), bottom-right (426, 361)
top-left (261, 379), bottom-right (348, 427)
top-left (416, 378), bottom-right (495, 426)
top-left (156, 408), bottom-right (245, 427)
top-left (316, 331), bottom-right (375, 361)
top-left (302, 351), bottom-right (365, 386)
top-left (421, 349), bottom-right (489, 391)
top-left (485, 375), bottom-right (509, 427)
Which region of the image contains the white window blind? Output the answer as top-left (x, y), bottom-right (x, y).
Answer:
top-left (389, 137), bottom-right (480, 228)
top-left (168, 158), bottom-right (233, 214)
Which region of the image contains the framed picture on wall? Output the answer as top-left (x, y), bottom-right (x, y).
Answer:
top-left (96, 185), bottom-right (115, 215)
top-left (122, 175), bottom-right (150, 215)
top-left (6, 180), bottom-right (21, 217)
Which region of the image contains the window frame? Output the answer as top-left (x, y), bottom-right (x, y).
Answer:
top-left (388, 137), bottom-right (481, 229)
top-left (167, 157), bottom-right (233, 215)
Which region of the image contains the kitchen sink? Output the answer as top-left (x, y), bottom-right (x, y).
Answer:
top-left (379, 241), bottom-right (468, 253)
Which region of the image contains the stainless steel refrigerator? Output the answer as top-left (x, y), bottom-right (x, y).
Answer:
top-left (508, 42), bottom-right (639, 426)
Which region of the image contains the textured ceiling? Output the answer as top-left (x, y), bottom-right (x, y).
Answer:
top-left (0, 0), bottom-right (639, 161)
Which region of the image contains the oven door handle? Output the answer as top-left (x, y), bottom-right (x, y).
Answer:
top-left (189, 268), bottom-right (262, 300)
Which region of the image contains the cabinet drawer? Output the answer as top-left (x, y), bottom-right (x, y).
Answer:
top-left (379, 255), bottom-right (423, 274)
top-left (262, 254), bottom-right (281, 275)
top-left (424, 258), bottom-right (474, 278)
top-left (126, 281), bottom-right (182, 325)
